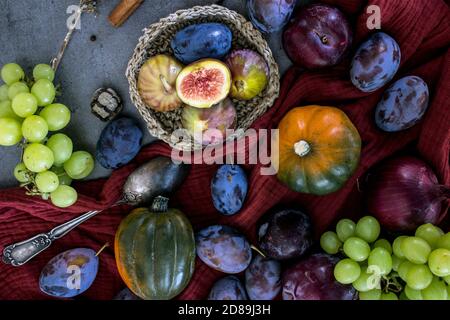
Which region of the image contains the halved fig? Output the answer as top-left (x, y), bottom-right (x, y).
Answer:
top-left (137, 54), bottom-right (183, 112)
top-left (176, 59), bottom-right (231, 109)
top-left (182, 98), bottom-right (237, 145)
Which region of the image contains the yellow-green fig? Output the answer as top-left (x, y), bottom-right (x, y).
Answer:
top-left (225, 49), bottom-right (269, 100)
top-left (138, 54), bottom-right (183, 112)
top-left (182, 98), bottom-right (236, 145)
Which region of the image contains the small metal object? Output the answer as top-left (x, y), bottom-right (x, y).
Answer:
top-left (91, 88), bottom-right (123, 121)
top-left (2, 158), bottom-right (189, 266)
top-left (2, 210), bottom-right (100, 266)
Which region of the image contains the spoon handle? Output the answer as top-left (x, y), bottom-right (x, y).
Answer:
top-left (2, 210), bottom-right (100, 267)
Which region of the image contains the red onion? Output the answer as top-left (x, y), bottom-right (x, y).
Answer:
top-left (366, 156), bottom-right (449, 232)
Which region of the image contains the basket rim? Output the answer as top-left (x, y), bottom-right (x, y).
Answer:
top-left (126, 4), bottom-right (280, 151)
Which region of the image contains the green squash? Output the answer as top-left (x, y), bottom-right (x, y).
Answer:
top-left (114, 196), bottom-right (195, 300)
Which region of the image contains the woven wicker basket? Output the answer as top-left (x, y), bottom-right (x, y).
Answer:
top-left (126, 5), bottom-right (280, 151)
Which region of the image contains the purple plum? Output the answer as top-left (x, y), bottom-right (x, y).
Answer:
top-left (282, 253), bottom-right (357, 300)
top-left (247, 0), bottom-right (297, 33)
top-left (39, 248), bottom-right (99, 298)
top-left (375, 76), bottom-right (429, 132)
top-left (196, 225), bottom-right (252, 274)
top-left (245, 255), bottom-right (281, 300)
top-left (208, 276), bottom-right (248, 300)
top-left (350, 32), bottom-right (401, 92)
top-left (283, 4), bottom-right (353, 69)
top-left (257, 208), bottom-right (313, 260)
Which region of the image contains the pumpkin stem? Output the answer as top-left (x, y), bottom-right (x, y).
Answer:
top-left (251, 245), bottom-right (267, 259)
top-left (294, 140), bottom-right (311, 157)
top-left (95, 243), bottom-right (109, 256)
top-left (151, 196), bottom-right (169, 212)
top-left (159, 75), bottom-right (173, 94)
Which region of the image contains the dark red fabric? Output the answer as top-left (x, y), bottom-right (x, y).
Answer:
top-left (0, 0), bottom-right (449, 300)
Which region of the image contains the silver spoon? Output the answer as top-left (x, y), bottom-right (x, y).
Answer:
top-left (1, 157), bottom-right (189, 267)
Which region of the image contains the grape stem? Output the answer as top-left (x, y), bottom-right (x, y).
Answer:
top-left (50, 1), bottom-right (97, 72)
top-left (382, 274), bottom-right (403, 293)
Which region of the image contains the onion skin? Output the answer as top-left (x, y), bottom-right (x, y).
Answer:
top-left (367, 156), bottom-right (449, 232)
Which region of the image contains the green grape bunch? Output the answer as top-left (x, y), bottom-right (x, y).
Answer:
top-left (320, 215), bottom-right (450, 300)
top-left (0, 62), bottom-right (95, 209)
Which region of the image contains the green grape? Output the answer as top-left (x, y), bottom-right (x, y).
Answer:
top-left (401, 236), bottom-right (431, 264)
top-left (437, 233), bottom-right (450, 250)
top-left (8, 81), bottom-right (29, 100)
top-left (336, 219), bottom-right (356, 242)
top-left (358, 289), bottom-right (381, 300)
top-left (64, 151), bottom-right (94, 180)
top-left (14, 163), bottom-right (29, 183)
top-left (0, 100), bottom-right (21, 120)
top-left (31, 79), bottom-right (55, 106)
top-left (406, 264), bottom-right (433, 290)
top-left (39, 103), bottom-right (71, 131)
top-left (320, 231), bottom-right (342, 254)
top-left (35, 170), bottom-right (59, 193)
top-left (355, 216), bottom-right (380, 243)
top-left (343, 237), bottom-right (370, 262)
top-left (1, 63), bottom-right (24, 85)
top-left (0, 118), bottom-right (22, 146)
top-left (444, 275), bottom-right (450, 285)
top-left (51, 166), bottom-right (72, 186)
top-left (392, 236), bottom-right (408, 259)
top-left (392, 255), bottom-right (404, 272)
top-left (21, 115), bottom-right (48, 142)
top-left (0, 84), bottom-right (9, 101)
top-left (428, 248), bottom-right (450, 277)
top-left (368, 247), bottom-right (392, 275)
top-left (50, 185), bottom-right (78, 208)
top-left (352, 266), bottom-right (380, 292)
top-left (33, 64), bottom-right (55, 82)
top-left (380, 292), bottom-right (398, 300)
top-left (421, 277), bottom-right (448, 300)
top-left (23, 143), bottom-right (54, 173)
top-left (373, 239), bottom-right (392, 254)
top-left (46, 133), bottom-right (73, 166)
top-left (404, 285), bottom-right (423, 300)
top-left (334, 259), bottom-right (361, 284)
top-left (415, 223), bottom-right (444, 248)
top-left (12, 92), bottom-right (38, 117)
top-left (398, 261), bottom-right (413, 281)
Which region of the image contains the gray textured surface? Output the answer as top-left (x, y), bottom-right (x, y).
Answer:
top-left (0, 0), bottom-right (296, 188)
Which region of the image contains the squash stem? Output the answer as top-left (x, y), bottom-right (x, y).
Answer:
top-left (151, 196), bottom-right (169, 212)
top-left (96, 243), bottom-right (110, 256)
top-left (294, 140), bottom-right (311, 157)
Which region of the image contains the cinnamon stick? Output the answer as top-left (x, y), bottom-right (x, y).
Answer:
top-left (108, 0), bottom-right (144, 27)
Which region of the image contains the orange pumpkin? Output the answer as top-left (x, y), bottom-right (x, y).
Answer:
top-left (274, 105), bottom-right (361, 195)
